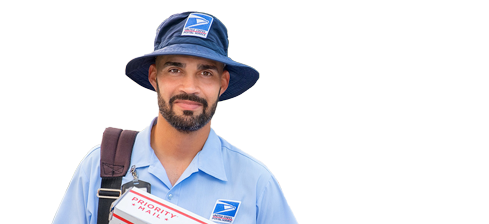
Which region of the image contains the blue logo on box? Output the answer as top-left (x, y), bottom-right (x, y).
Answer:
top-left (181, 13), bottom-right (214, 38)
top-left (211, 200), bottom-right (241, 223)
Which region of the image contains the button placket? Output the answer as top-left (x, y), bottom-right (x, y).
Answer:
top-left (166, 186), bottom-right (181, 204)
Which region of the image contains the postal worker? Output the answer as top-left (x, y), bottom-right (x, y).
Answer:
top-left (53, 11), bottom-right (298, 224)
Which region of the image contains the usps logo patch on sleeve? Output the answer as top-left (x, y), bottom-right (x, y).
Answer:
top-left (181, 13), bottom-right (214, 38)
top-left (210, 199), bottom-right (241, 224)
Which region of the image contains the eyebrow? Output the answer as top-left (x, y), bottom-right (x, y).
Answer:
top-left (161, 61), bottom-right (220, 72)
top-left (198, 64), bottom-right (219, 71)
top-left (162, 61), bottom-right (185, 68)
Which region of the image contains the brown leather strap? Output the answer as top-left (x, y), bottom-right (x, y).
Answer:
top-left (98, 127), bottom-right (138, 224)
top-left (100, 127), bottom-right (139, 178)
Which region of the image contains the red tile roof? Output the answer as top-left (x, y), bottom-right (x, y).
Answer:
top-left (51, 130), bottom-right (87, 145)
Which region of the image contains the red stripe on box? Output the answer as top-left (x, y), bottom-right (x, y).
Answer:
top-left (113, 213), bottom-right (133, 224)
top-left (130, 190), bottom-right (207, 224)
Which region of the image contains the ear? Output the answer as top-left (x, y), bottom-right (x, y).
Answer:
top-left (148, 64), bottom-right (158, 90)
top-left (219, 70), bottom-right (230, 97)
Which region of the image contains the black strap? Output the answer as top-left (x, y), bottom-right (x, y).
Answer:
top-left (97, 178), bottom-right (123, 224)
top-left (97, 127), bottom-right (138, 224)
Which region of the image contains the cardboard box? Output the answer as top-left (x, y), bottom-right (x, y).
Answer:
top-left (109, 187), bottom-right (215, 224)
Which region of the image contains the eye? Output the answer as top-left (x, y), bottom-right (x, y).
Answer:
top-left (201, 71), bottom-right (213, 77)
top-left (168, 68), bottom-right (180, 73)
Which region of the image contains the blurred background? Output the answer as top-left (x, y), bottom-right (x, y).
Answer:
top-left (51, 11), bottom-right (299, 220)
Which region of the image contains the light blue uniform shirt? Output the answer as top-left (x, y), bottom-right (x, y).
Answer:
top-left (53, 118), bottom-right (297, 224)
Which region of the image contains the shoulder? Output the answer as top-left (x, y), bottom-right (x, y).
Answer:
top-left (52, 145), bottom-right (103, 223)
top-left (217, 136), bottom-right (291, 204)
top-left (75, 145), bottom-right (102, 178)
top-left (85, 144), bottom-right (101, 159)
top-left (84, 145), bottom-right (101, 165)
top-left (219, 137), bottom-right (270, 172)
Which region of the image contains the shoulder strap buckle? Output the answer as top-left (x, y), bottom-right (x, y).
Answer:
top-left (97, 188), bottom-right (122, 199)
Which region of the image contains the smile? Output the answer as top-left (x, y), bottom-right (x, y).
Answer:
top-left (173, 100), bottom-right (203, 110)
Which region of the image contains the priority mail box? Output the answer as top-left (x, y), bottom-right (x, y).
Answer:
top-left (109, 187), bottom-right (215, 224)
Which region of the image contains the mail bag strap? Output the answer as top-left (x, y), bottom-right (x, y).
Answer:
top-left (97, 127), bottom-right (138, 224)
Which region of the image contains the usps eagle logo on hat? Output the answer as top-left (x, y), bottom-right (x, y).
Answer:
top-left (182, 13), bottom-right (214, 38)
top-left (210, 199), bottom-right (241, 224)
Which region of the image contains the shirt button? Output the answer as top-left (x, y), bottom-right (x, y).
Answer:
top-left (168, 194), bottom-right (173, 200)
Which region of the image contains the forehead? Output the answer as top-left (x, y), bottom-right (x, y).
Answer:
top-left (156, 55), bottom-right (221, 67)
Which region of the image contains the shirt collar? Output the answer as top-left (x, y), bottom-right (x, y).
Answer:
top-left (129, 118), bottom-right (156, 169)
top-left (130, 117), bottom-right (228, 182)
top-left (197, 128), bottom-right (227, 181)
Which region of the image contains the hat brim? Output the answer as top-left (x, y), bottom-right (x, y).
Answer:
top-left (125, 44), bottom-right (259, 101)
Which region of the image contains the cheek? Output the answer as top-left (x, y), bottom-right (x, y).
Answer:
top-left (158, 75), bottom-right (222, 100)
top-left (201, 78), bottom-right (223, 94)
top-left (156, 79), bottom-right (177, 95)
top-left (203, 87), bottom-right (222, 101)
top-left (156, 82), bottom-right (172, 102)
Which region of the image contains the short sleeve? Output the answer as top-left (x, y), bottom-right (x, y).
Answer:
top-left (256, 175), bottom-right (298, 224)
top-left (52, 146), bottom-right (101, 224)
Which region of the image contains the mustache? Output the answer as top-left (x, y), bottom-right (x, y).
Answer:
top-left (169, 93), bottom-right (208, 109)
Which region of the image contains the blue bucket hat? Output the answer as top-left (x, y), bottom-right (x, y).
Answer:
top-left (125, 12), bottom-right (259, 101)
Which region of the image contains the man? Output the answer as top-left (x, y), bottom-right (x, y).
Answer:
top-left (53, 11), bottom-right (297, 224)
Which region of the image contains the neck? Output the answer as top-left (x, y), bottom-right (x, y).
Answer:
top-left (150, 113), bottom-right (211, 161)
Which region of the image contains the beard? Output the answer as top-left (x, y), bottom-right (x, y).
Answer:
top-left (156, 84), bottom-right (219, 133)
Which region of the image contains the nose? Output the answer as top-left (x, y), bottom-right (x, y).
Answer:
top-left (179, 74), bottom-right (200, 95)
